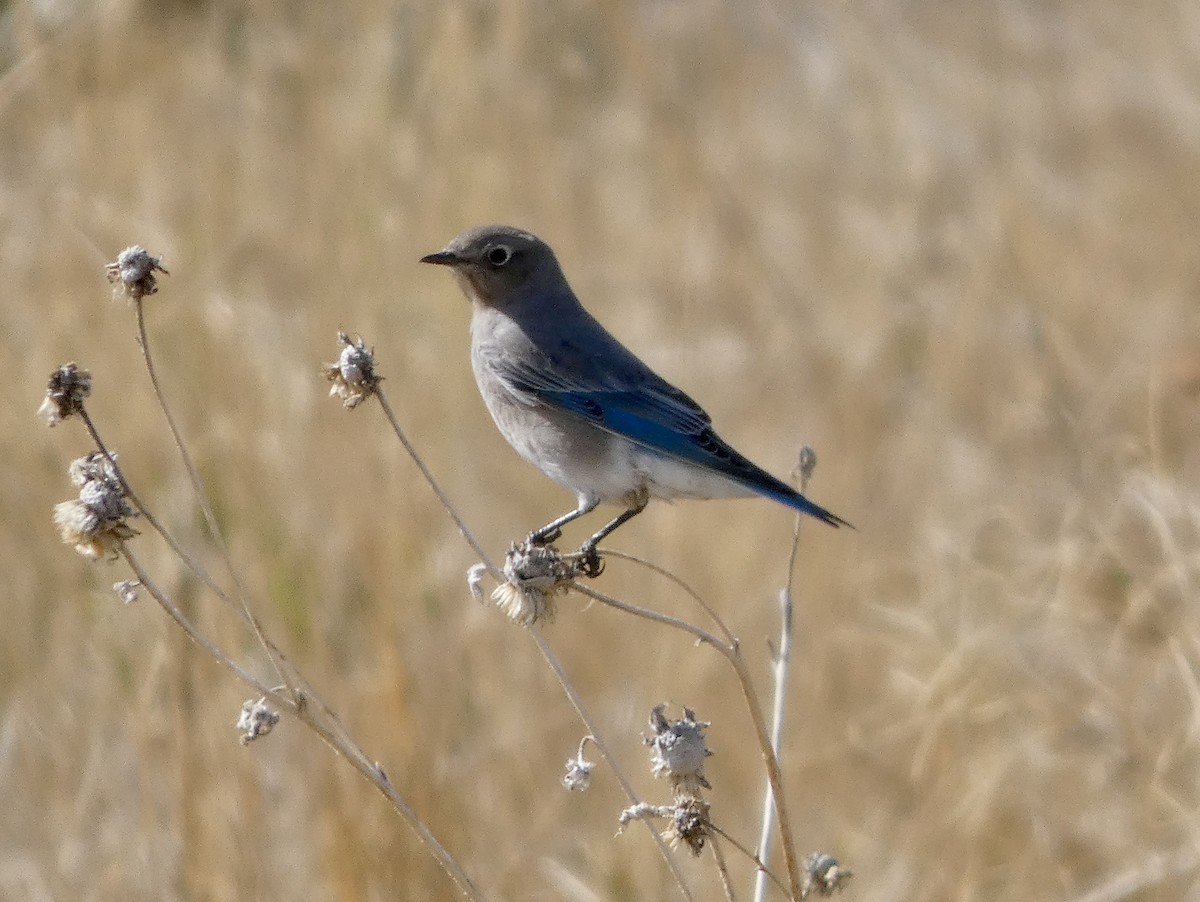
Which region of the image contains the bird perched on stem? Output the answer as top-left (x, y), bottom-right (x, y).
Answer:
top-left (422, 225), bottom-right (850, 577)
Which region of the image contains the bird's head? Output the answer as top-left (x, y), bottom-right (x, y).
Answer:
top-left (421, 225), bottom-right (564, 310)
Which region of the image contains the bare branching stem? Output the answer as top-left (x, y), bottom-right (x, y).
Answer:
top-left (131, 298), bottom-right (293, 701)
top-left (710, 835), bottom-right (736, 902)
top-left (754, 463), bottom-right (810, 902)
top-left (528, 627), bottom-right (694, 902)
top-left (118, 542), bottom-right (486, 901)
top-left (708, 823), bottom-right (789, 896)
top-left (574, 583), bottom-right (804, 899)
top-left (593, 548), bottom-right (737, 646)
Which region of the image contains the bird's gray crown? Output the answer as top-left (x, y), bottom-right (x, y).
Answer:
top-left (421, 224), bottom-right (566, 309)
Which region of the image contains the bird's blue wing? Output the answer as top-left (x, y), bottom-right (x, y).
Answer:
top-left (487, 347), bottom-right (850, 528)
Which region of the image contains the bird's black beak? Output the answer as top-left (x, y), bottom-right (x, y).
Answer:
top-left (420, 249), bottom-right (460, 266)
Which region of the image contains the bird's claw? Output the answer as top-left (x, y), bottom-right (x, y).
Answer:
top-left (529, 527), bottom-right (562, 546)
top-left (578, 545), bottom-right (604, 578)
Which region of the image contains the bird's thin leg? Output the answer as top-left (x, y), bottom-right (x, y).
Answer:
top-left (529, 496), bottom-right (600, 545)
top-left (577, 496), bottom-right (649, 577)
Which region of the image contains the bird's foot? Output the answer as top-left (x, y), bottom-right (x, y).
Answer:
top-left (528, 526), bottom-right (562, 546)
top-left (577, 544), bottom-right (604, 579)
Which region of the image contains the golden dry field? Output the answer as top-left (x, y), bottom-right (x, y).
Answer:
top-left (4, 1), bottom-right (1200, 899)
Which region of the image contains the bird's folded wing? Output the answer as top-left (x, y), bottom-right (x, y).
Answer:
top-left (490, 350), bottom-right (768, 477)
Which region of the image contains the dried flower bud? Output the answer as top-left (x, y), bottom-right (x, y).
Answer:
top-left (113, 580), bottom-right (141, 604)
top-left (54, 452), bottom-right (137, 561)
top-left (466, 563), bottom-right (488, 601)
top-left (562, 738), bottom-right (595, 792)
top-left (665, 795), bottom-right (710, 856)
top-left (323, 332), bottom-right (380, 409)
top-left (491, 541), bottom-right (580, 625)
top-left (616, 799), bottom-right (711, 857)
top-left (106, 245), bottom-right (168, 300)
top-left (802, 852), bottom-right (852, 897)
top-left (645, 704), bottom-right (712, 793)
top-left (237, 697), bottom-right (280, 744)
top-left (38, 363), bottom-right (92, 426)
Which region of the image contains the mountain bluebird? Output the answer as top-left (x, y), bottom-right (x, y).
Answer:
top-left (422, 225), bottom-right (850, 575)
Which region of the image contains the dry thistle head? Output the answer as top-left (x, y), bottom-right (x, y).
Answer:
top-left (106, 245), bottom-right (168, 300)
top-left (323, 332), bottom-right (380, 409)
top-left (645, 703), bottom-right (712, 794)
top-left (53, 451), bottom-right (137, 561)
top-left (38, 363), bottom-right (92, 427)
top-left (801, 852), bottom-right (852, 897)
top-left (491, 541), bottom-right (581, 625)
top-left (237, 697), bottom-right (281, 745)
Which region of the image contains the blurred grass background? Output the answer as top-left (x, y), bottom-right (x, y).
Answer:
top-left (4, 0), bottom-right (1200, 898)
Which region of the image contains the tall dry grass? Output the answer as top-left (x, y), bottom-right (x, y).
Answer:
top-left (4, 0), bottom-right (1200, 898)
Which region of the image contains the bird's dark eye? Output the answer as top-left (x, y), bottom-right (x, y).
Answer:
top-left (487, 245), bottom-right (512, 267)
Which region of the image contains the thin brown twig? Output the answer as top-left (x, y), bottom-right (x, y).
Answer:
top-left (708, 821), bottom-right (789, 896)
top-left (374, 385), bottom-right (498, 576)
top-left (709, 834), bottom-right (737, 902)
top-left (118, 543), bottom-right (487, 901)
top-left (593, 548), bottom-right (737, 646)
top-left (755, 462), bottom-right (809, 902)
top-left (77, 406), bottom-right (309, 712)
top-left (131, 298), bottom-right (293, 701)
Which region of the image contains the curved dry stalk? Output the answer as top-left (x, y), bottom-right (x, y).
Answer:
top-left (118, 544), bottom-right (486, 902)
top-left (708, 822), bottom-right (789, 897)
top-left (77, 407), bottom-right (309, 707)
top-left (131, 298), bottom-right (292, 700)
top-left (374, 385), bottom-right (498, 575)
top-left (709, 834), bottom-right (736, 902)
top-left (572, 582), bottom-right (804, 899)
top-left (754, 470), bottom-right (809, 902)
top-left (592, 548), bottom-right (736, 646)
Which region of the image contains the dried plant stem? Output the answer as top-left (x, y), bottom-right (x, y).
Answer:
top-left (708, 823), bottom-right (789, 896)
top-left (754, 493), bottom-right (807, 902)
top-left (574, 583), bottom-right (804, 899)
top-left (593, 548), bottom-right (736, 646)
top-left (78, 407), bottom-right (307, 712)
top-left (375, 386), bottom-right (498, 574)
top-left (118, 543), bottom-right (486, 901)
top-left (528, 626), bottom-right (694, 902)
top-left (370, 387), bottom-right (682, 896)
top-left (709, 834), bottom-right (736, 902)
top-left (131, 298), bottom-right (292, 700)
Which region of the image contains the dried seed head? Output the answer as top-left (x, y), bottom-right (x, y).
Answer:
top-left (54, 451), bottom-right (137, 560)
top-left (466, 563), bottom-right (488, 600)
top-left (38, 363), bottom-right (92, 427)
top-left (616, 799), bottom-right (711, 857)
top-left (802, 852), bottom-right (852, 897)
top-left (237, 697), bottom-right (280, 744)
top-left (113, 579), bottom-right (141, 604)
top-left (645, 704), bottom-right (712, 794)
top-left (664, 796), bottom-right (710, 856)
top-left (562, 737), bottom-right (596, 792)
top-left (323, 332), bottom-right (380, 409)
top-left (106, 245), bottom-right (168, 300)
top-left (491, 541), bottom-right (580, 625)
top-left (796, 445), bottom-right (817, 483)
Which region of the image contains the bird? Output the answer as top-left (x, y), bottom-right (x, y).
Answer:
top-left (421, 224), bottom-right (850, 576)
